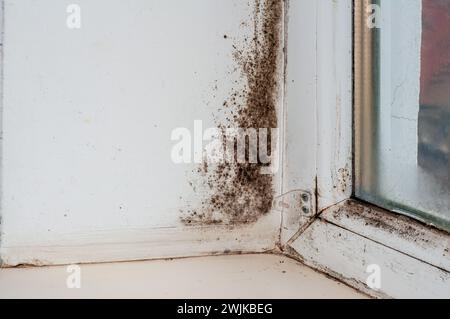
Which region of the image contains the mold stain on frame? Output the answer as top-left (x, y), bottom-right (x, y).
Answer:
top-left (181, 0), bottom-right (284, 226)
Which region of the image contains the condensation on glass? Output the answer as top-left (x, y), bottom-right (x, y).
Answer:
top-left (355, 0), bottom-right (450, 232)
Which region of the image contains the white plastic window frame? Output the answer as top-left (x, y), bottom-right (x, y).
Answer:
top-left (283, 0), bottom-right (450, 299)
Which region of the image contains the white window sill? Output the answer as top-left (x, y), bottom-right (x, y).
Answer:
top-left (287, 200), bottom-right (450, 299)
top-left (0, 254), bottom-right (366, 299)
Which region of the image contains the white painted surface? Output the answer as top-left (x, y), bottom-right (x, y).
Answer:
top-left (284, 0), bottom-right (353, 213)
top-left (283, 0), bottom-right (317, 197)
top-left (0, 254), bottom-right (366, 299)
top-left (0, 214), bottom-right (279, 267)
top-left (281, 0), bottom-right (353, 243)
top-left (0, 0), bottom-right (281, 265)
top-left (289, 212), bottom-right (450, 299)
top-left (0, 0), bottom-right (353, 265)
top-left (321, 201), bottom-right (450, 273)
top-left (281, 0), bottom-right (318, 245)
top-left (315, 0), bottom-right (353, 211)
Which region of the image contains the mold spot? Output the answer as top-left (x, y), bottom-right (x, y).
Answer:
top-left (181, 0), bottom-right (283, 226)
top-left (334, 166), bottom-right (351, 194)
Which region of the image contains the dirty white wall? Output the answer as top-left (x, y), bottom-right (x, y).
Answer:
top-left (0, 0), bottom-right (283, 266)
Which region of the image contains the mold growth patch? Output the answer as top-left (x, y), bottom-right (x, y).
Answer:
top-left (181, 0), bottom-right (283, 226)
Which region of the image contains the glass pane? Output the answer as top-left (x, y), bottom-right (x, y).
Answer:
top-left (355, 0), bottom-right (450, 232)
